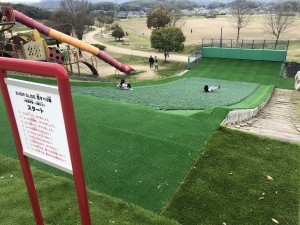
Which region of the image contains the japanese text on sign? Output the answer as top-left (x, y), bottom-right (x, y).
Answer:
top-left (5, 78), bottom-right (73, 174)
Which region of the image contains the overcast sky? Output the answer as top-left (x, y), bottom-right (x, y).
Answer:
top-left (3, 0), bottom-right (40, 3)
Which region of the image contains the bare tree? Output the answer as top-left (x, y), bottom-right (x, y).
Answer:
top-left (228, 0), bottom-right (253, 42)
top-left (168, 7), bottom-right (185, 28)
top-left (264, 2), bottom-right (296, 45)
top-left (58, 0), bottom-right (93, 40)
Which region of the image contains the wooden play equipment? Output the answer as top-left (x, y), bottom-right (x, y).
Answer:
top-left (0, 6), bottom-right (133, 76)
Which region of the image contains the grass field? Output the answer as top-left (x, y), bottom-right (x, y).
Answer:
top-left (0, 58), bottom-right (299, 223)
top-left (103, 15), bottom-right (300, 62)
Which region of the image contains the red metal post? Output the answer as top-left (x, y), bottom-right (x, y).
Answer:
top-left (57, 78), bottom-right (92, 225)
top-left (0, 69), bottom-right (44, 225)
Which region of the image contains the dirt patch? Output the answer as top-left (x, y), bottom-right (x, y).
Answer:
top-left (67, 48), bottom-right (158, 82)
top-left (69, 60), bottom-right (158, 82)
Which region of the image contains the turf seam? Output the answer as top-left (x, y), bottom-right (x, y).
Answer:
top-left (90, 123), bottom-right (203, 152)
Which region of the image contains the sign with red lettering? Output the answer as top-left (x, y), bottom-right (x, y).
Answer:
top-left (5, 78), bottom-right (72, 174)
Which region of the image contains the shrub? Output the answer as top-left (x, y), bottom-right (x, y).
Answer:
top-left (91, 43), bottom-right (106, 50)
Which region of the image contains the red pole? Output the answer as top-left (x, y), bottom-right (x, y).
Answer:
top-left (0, 70), bottom-right (44, 225)
top-left (57, 78), bottom-right (92, 225)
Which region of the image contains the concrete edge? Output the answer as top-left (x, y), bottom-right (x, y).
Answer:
top-left (221, 90), bottom-right (273, 126)
top-left (175, 70), bottom-right (189, 76)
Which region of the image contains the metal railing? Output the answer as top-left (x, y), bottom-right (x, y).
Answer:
top-left (202, 38), bottom-right (289, 50)
top-left (188, 48), bottom-right (202, 69)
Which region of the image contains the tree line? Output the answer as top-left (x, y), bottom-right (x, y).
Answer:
top-left (6, 0), bottom-right (299, 51)
top-left (1, 3), bottom-right (51, 20)
top-left (103, 0), bottom-right (197, 12)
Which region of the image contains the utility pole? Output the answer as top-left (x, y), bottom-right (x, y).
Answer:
top-left (114, 0), bottom-right (117, 19)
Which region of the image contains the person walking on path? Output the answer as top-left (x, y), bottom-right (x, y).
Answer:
top-left (295, 71), bottom-right (300, 91)
top-left (149, 55), bottom-right (154, 69)
top-left (154, 56), bottom-right (158, 70)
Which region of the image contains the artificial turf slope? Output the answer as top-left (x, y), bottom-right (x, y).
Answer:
top-left (187, 58), bottom-right (294, 89)
top-left (0, 93), bottom-right (229, 213)
top-left (0, 58), bottom-right (294, 215)
top-left (71, 78), bottom-right (259, 110)
top-left (0, 154), bottom-right (180, 225)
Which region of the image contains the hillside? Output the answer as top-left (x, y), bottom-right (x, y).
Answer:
top-left (24, 0), bottom-right (274, 9)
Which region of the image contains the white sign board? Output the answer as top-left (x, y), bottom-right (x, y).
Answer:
top-left (5, 78), bottom-right (73, 174)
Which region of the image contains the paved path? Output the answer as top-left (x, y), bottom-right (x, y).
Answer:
top-left (226, 89), bottom-right (300, 144)
top-left (82, 27), bottom-right (188, 63)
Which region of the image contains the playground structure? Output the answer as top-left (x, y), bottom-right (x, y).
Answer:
top-left (0, 29), bottom-right (100, 76)
top-left (0, 6), bottom-right (134, 75)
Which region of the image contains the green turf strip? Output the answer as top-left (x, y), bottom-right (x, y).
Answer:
top-left (162, 127), bottom-right (300, 225)
top-left (227, 85), bottom-right (274, 109)
top-left (71, 78), bottom-right (259, 110)
top-left (186, 58), bottom-right (294, 89)
top-left (0, 154), bottom-right (179, 225)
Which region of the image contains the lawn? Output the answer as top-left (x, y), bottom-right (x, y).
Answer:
top-left (162, 127), bottom-right (300, 225)
top-left (113, 16), bottom-right (300, 62)
top-left (1, 126), bottom-right (299, 224)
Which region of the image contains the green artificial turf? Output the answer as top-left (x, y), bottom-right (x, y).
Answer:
top-left (0, 93), bottom-right (230, 213)
top-left (0, 154), bottom-right (179, 225)
top-left (10, 58), bottom-right (291, 89)
top-left (162, 127), bottom-right (300, 225)
top-left (187, 58), bottom-right (294, 89)
top-left (71, 78), bottom-right (259, 110)
top-left (227, 85), bottom-right (274, 109)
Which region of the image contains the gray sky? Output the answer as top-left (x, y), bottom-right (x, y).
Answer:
top-left (3, 0), bottom-right (40, 3)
